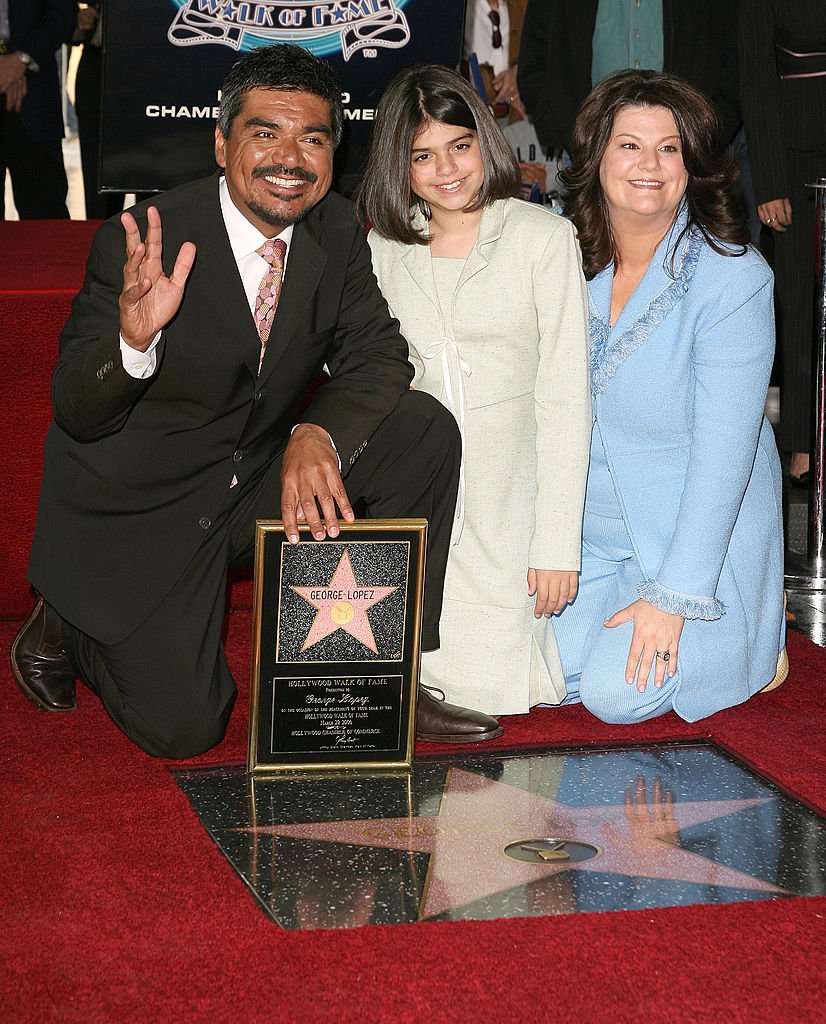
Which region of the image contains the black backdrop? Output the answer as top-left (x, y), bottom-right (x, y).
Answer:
top-left (100, 0), bottom-right (466, 195)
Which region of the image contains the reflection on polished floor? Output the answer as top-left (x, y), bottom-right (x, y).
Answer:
top-left (785, 514), bottom-right (826, 645)
top-left (176, 742), bottom-right (826, 930)
top-left (786, 588), bottom-right (826, 648)
top-left (784, 476), bottom-right (826, 647)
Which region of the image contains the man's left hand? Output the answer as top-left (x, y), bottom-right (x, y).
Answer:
top-left (0, 53), bottom-right (27, 94)
top-left (4, 75), bottom-right (26, 112)
top-left (281, 424), bottom-right (355, 544)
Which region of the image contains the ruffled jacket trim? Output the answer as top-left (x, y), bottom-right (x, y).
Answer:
top-left (589, 211), bottom-right (725, 618)
top-left (589, 226), bottom-right (703, 397)
top-left (637, 579), bottom-right (725, 621)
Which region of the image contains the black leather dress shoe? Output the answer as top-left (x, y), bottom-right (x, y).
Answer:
top-left (416, 685), bottom-right (503, 743)
top-left (10, 597), bottom-right (77, 712)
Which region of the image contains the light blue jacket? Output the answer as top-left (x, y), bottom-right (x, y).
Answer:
top-left (588, 209), bottom-right (785, 720)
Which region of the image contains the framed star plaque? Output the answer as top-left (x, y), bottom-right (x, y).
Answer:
top-left (247, 520), bottom-right (427, 772)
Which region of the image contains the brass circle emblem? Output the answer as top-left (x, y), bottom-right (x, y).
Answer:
top-left (503, 838), bottom-right (600, 864)
top-left (330, 601), bottom-right (355, 625)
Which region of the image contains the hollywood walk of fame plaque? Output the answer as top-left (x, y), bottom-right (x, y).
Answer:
top-left (247, 520), bottom-right (427, 772)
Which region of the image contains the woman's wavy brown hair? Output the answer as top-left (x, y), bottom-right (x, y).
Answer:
top-left (561, 69), bottom-right (749, 279)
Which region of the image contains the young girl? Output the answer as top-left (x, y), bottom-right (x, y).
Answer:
top-left (355, 65), bottom-right (591, 716)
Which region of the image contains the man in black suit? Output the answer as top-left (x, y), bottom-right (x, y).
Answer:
top-left (11, 44), bottom-right (502, 756)
top-left (0, 0), bottom-right (75, 218)
top-left (517, 0), bottom-right (741, 154)
top-left (739, 0), bottom-right (826, 484)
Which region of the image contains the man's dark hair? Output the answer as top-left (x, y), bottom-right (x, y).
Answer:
top-left (218, 43), bottom-right (343, 147)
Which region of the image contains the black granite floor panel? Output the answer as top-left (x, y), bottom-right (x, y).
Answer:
top-left (175, 742), bottom-right (826, 930)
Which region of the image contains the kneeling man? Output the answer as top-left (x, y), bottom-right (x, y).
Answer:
top-left (11, 44), bottom-right (501, 757)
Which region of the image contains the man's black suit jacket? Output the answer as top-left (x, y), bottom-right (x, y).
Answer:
top-left (28, 175), bottom-right (413, 644)
top-left (518, 0), bottom-right (741, 154)
top-left (738, 0), bottom-right (826, 205)
top-left (7, 0), bottom-right (75, 144)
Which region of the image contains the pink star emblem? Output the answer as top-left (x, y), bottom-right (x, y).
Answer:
top-left (292, 548), bottom-right (398, 654)
top-left (241, 767), bottom-right (786, 920)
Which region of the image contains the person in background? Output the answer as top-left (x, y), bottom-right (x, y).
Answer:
top-left (550, 69), bottom-right (786, 726)
top-left (74, 1), bottom-right (117, 218)
top-left (517, 1), bottom-right (740, 155)
top-left (464, 0), bottom-right (526, 119)
top-left (739, 0), bottom-right (826, 488)
top-left (501, 112), bottom-right (568, 206)
top-left (0, 0), bottom-right (75, 218)
top-left (464, 1), bottom-right (551, 204)
top-left (356, 65), bottom-right (591, 717)
top-left (73, 2), bottom-right (152, 219)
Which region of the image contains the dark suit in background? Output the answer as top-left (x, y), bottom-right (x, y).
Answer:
top-left (0, 0), bottom-right (75, 218)
top-left (73, 0), bottom-right (122, 219)
top-left (517, 0), bottom-right (741, 153)
top-left (739, 0), bottom-right (826, 456)
top-left (27, 175), bottom-right (460, 756)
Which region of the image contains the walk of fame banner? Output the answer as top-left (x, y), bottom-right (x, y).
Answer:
top-left (100, 1), bottom-right (465, 196)
top-left (247, 520), bottom-right (427, 772)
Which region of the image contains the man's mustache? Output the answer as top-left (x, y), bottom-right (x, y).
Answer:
top-left (252, 165), bottom-right (318, 184)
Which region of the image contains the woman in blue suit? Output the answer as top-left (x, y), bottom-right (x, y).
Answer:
top-left (551, 69), bottom-right (787, 724)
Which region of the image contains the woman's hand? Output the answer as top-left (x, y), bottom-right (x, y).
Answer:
top-left (604, 599), bottom-right (684, 691)
top-left (622, 777), bottom-right (681, 849)
top-left (527, 568), bottom-right (578, 617)
top-left (493, 66), bottom-right (527, 119)
top-left (758, 198), bottom-right (792, 232)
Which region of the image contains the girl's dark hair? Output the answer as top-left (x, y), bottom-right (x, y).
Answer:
top-left (218, 43), bottom-right (343, 148)
top-left (355, 65), bottom-right (521, 244)
top-left (561, 69), bottom-right (748, 278)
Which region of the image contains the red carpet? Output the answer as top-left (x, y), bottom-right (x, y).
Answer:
top-left (2, 619), bottom-right (826, 1024)
top-left (0, 219), bottom-right (100, 622)
top-left (0, 219), bottom-right (101, 294)
top-left (2, 221), bottom-right (825, 1022)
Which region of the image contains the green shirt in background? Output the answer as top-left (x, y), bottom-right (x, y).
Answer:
top-left (591, 0), bottom-right (664, 87)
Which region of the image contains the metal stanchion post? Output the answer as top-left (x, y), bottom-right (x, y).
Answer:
top-left (785, 177), bottom-right (826, 589)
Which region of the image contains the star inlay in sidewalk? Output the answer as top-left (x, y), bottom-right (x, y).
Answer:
top-left (291, 548), bottom-right (397, 654)
top-left (239, 767), bottom-right (786, 919)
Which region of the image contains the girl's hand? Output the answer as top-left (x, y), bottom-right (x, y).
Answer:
top-left (527, 568), bottom-right (578, 617)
